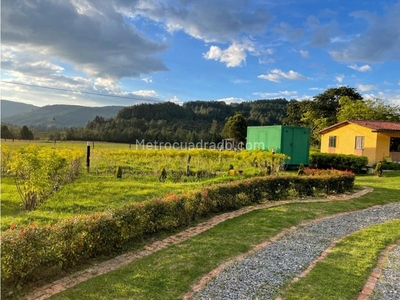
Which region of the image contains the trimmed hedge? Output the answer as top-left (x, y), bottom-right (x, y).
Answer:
top-left (309, 153), bottom-right (368, 173)
top-left (1, 170), bottom-right (354, 290)
top-left (379, 161), bottom-right (400, 170)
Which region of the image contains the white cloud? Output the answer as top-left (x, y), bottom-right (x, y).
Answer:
top-left (398, 80), bottom-right (400, 85)
top-left (232, 79), bottom-right (251, 84)
top-left (142, 77), bottom-right (153, 83)
top-left (204, 44), bottom-right (247, 67)
top-left (253, 91), bottom-right (298, 98)
top-left (216, 97), bottom-right (245, 104)
top-left (348, 64), bottom-right (372, 72)
top-left (335, 74), bottom-right (345, 83)
top-left (258, 69), bottom-right (307, 82)
top-left (300, 50), bottom-right (309, 58)
top-left (266, 48), bottom-right (275, 55)
top-left (167, 95), bottom-right (183, 105)
top-left (132, 90), bottom-right (158, 97)
top-left (1, 51), bottom-right (162, 107)
top-left (2, 1), bottom-right (168, 80)
top-left (362, 90), bottom-right (400, 106)
top-left (308, 87), bottom-right (324, 91)
top-left (357, 84), bottom-right (378, 92)
top-left (130, 0), bottom-right (272, 44)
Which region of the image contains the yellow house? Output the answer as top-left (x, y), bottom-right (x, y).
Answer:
top-left (319, 120), bottom-right (400, 165)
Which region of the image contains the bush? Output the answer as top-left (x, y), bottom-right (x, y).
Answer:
top-left (380, 161), bottom-right (400, 170)
top-left (7, 145), bottom-right (85, 210)
top-left (1, 170), bottom-right (354, 290)
top-left (309, 153), bottom-right (368, 173)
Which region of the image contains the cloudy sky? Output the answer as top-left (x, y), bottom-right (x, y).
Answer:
top-left (2, 0), bottom-right (400, 107)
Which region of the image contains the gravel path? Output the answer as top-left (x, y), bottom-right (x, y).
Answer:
top-left (371, 244), bottom-right (400, 300)
top-left (192, 202), bottom-right (400, 300)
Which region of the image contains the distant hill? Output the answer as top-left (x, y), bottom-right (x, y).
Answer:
top-left (1, 99), bottom-right (39, 118)
top-left (1, 100), bottom-right (124, 128)
top-left (66, 99), bottom-right (290, 143)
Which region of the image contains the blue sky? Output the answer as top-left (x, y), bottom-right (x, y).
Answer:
top-left (2, 0), bottom-right (400, 107)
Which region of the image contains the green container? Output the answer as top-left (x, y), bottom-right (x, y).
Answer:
top-left (246, 125), bottom-right (311, 165)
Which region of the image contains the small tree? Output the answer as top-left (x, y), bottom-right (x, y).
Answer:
top-left (20, 125), bottom-right (34, 140)
top-left (222, 113), bottom-right (248, 143)
top-left (1, 124), bottom-right (13, 140)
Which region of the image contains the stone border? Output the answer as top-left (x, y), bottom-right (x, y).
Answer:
top-left (24, 187), bottom-right (373, 300)
top-left (357, 239), bottom-right (400, 300)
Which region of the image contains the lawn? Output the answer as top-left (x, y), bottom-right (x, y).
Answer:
top-left (31, 172), bottom-right (400, 300)
top-left (1, 172), bottom-right (243, 230)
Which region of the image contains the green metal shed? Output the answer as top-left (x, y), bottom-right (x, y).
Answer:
top-left (246, 125), bottom-right (311, 165)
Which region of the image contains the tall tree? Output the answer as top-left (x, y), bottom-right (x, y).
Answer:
top-left (338, 97), bottom-right (400, 122)
top-left (222, 113), bottom-right (248, 143)
top-left (285, 87), bottom-right (363, 146)
top-left (283, 100), bottom-right (311, 126)
top-left (20, 125), bottom-right (34, 140)
top-left (1, 125), bottom-right (13, 140)
top-left (308, 86), bottom-right (362, 125)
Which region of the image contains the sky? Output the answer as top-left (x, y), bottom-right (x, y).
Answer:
top-left (1, 0), bottom-right (400, 108)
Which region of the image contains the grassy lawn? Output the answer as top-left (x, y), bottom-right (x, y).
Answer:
top-left (1, 174), bottom-right (241, 230)
top-left (44, 172), bottom-right (400, 300)
top-left (280, 219), bottom-right (400, 300)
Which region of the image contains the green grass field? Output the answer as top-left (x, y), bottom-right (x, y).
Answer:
top-left (1, 140), bottom-right (282, 230)
top-left (1, 171), bottom-right (244, 230)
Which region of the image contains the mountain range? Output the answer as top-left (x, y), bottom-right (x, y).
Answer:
top-left (1, 100), bottom-right (124, 128)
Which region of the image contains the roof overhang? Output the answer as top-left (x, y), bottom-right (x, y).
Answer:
top-left (318, 120), bottom-right (351, 134)
top-left (372, 129), bottom-right (400, 133)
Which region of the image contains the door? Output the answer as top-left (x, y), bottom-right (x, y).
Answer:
top-left (282, 128), bottom-right (294, 164)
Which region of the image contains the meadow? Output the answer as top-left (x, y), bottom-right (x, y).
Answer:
top-left (1, 140), bottom-right (285, 230)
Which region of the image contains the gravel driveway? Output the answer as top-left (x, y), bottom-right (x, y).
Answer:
top-left (192, 202), bottom-right (400, 300)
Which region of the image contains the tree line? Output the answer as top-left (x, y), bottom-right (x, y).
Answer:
top-left (2, 87), bottom-right (399, 147)
top-left (1, 125), bottom-right (34, 141)
top-left (63, 99), bottom-right (288, 144)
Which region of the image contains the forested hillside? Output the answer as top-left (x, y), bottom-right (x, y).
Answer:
top-left (1, 100), bottom-right (38, 118)
top-left (64, 99), bottom-right (289, 143)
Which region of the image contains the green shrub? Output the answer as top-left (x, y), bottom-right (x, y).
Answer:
top-left (309, 153), bottom-right (368, 173)
top-left (1, 170), bottom-right (354, 289)
top-left (381, 161), bottom-right (400, 170)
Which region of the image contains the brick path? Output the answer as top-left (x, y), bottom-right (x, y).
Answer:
top-left (24, 187), bottom-right (373, 300)
top-left (357, 240), bottom-right (400, 300)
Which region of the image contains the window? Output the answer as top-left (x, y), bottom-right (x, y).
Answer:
top-left (390, 137), bottom-right (400, 152)
top-left (329, 136), bottom-right (336, 148)
top-left (355, 136), bottom-right (364, 150)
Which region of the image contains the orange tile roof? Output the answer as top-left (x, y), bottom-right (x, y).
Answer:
top-left (349, 120), bottom-right (400, 131)
top-left (319, 120), bottom-right (400, 134)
